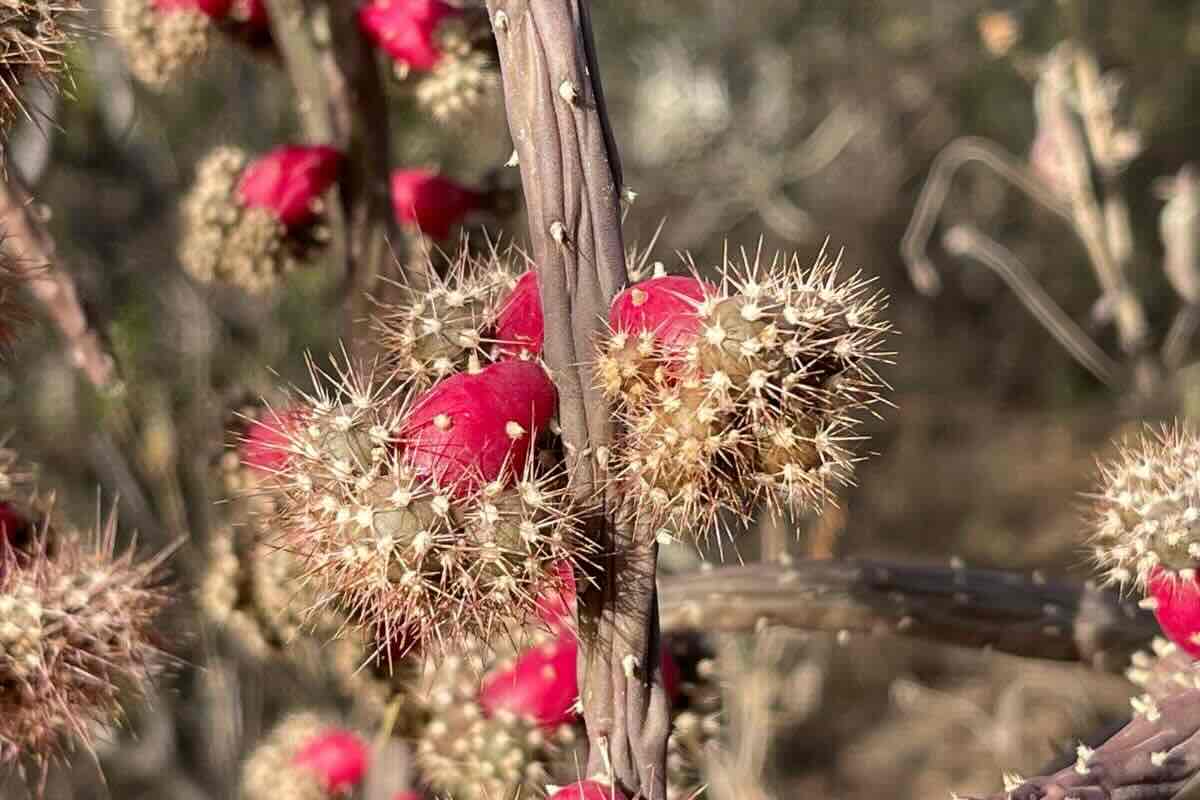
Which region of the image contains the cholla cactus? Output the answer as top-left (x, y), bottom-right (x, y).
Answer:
top-left (598, 244), bottom-right (890, 537)
top-left (241, 713), bottom-right (369, 800)
top-left (370, 245), bottom-right (523, 389)
top-left (107, 0), bottom-right (269, 89)
top-left (254, 356), bottom-right (586, 655)
top-left (1090, 424), bottom-right (1200, 655)
top-left (0, 0), bottom-right (81, 130)
top-left (358, 0), bottom-right (499, 125)
top-left (0, 514), bottom-right (171, 770)
top-left (415, 634), bottom-right (581, 800)
top-left (180, 145), bottom-right (341, 293)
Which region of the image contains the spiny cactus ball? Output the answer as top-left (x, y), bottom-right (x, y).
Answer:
top-left (600, 244), bottom-right (890, 537)
top-left (371, 246), bottom-right (523, 389)
top-left (241, 713), bottom-right (369, 800)
top-left (416, 638), bottom-right (580, 800)
top-left (180, 145), bottom-right (338, 294)
top-left (108, 0), bottom-right (213, 89)
top-left (1091, 424), bottom-right (1200, 589)
top-left (0, 519), bottom-right (171, 768)
top-left (0, 0), bottom-right (81, 130)
top-left (258, 356), bottom-right (585, 656)
top-left (1126, 636), bottom-right (1200, 701)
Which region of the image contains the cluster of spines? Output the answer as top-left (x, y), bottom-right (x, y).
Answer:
top-left (1126, 636), bottom-right (1200, 702)
top-left (0, 514), bottom-right (170, 771)
top-left (414, 635), bottom-right (581, 800)
top-left (601, 243), bottom-right (891, 538)
top-left (1089, 423), bottom-right (1200, 590)
top-left (0, 0), bottom-right (81, 131)
top-left (371, 244), bottom-right (526, 389)
top-left (179, 146), bottom-right (332, 294)
top-left (240, 713), bottom-right (369, 800)
top-left (251, 356), bottom-right (582, 657)
top-left (107, 0), bottom-right (214, 89)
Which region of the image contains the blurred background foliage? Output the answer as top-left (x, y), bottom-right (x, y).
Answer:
top-left (7, 0), bottom-right (1200, 797)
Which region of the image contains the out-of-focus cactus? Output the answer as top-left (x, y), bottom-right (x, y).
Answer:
top-left (179, 145), bottom-right (342, 294)
top-left (390, 168), bottom-right (483, 241)
top-left (241, 713), bottom-right (369, 800)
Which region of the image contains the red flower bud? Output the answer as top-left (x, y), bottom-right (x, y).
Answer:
top-left (549, 781), bottom-right (630, 800)
top-left (292, 728), bottom-right (370, 793)
top-left (390, 168), bottom-right (481, 241)
top-left (399, 360), bottom-right (557, 494)
top-left (536, 560), bottom-right (576, 631)
top-left (239, 407), bottom-right (306, 474)
top-left (1149, 566), bottom-right (1200, 657)
top-left (237, 145), bottom-right (343, 228)
top-left (493, 270), bottom-right (544, 358)
top-left (358, 0), bottom-right (456, 72)
top-left (480, 630), bottom-right (579, 729)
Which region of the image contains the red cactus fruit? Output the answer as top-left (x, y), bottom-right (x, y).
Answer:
top-left (399, 360), bottom-right (557, 494)
top-left (609, 275), bottom-right (715, 355)
top-left (390, 168), bottom-right (481, 241)
top-left (480, 630), bottom-right (579, 729)
top-left (493, 270), bottom-right (544, 358)
top-left (549, 780), bottom-right (630, 800)
top-left (358, 0), bottom-right (457, 72)
top-left (292, 728), bottom-right (369, 793)
top-left (391, 793), bottom-right (422, 800)
top-left (237, 145), bottom-right (343, 228)
top-left (660, 645), bottom-right (682, 703)
top-left (1148, 567), bottom-right (1200, 657)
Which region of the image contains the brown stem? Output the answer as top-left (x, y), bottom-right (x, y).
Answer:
top-left (0, 172), bottom-right (117, 390)
top-left (482, 2), bottom-right (668, 796)
top-left (262, 0), bottom-right (396, 340)
top-left (658, 560), bottom-right (1158, 672)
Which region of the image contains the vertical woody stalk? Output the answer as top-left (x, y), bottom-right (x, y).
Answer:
top-left (483, 2), bottom-right (669, 796)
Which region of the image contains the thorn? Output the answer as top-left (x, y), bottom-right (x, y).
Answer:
top-left (558, 79), bottom-right (580, 106)
top-left (505, 149), bottom-right (519, 167)
top-left (549, 220), bottom-right (569, 247)
top-left (493, 9), bottom-right (509, 32)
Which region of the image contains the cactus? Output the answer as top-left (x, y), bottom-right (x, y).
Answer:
top-left (416, 637), bottom-right (581, 800)
top-left (180, 145), bottom-right (341, 293)
top-left (0, 518), bottom-right (171, 769)
top-left (600, 247), bottom-right (890, 536)
top-left (242, 714), bottom-right (368, 800)
top-left (391, 168), bottom-right (482, 241)
top-left (0, 0), bottom-right (81, 131)
top-left (1148, 567), bottom-right (1200, 657)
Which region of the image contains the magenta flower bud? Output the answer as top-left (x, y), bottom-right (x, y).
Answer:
top-left (291, 728), bottom-right (370, 794)
top-left (236, 145), bottom-right (343, 228)
top-left (358, 0), bottom-right (457, 72)
top-left (493, 270), bottom-right (544, 359)
top-left (549, 781), bottom-right (630, 800)
top-left (390, 168), bottom-right (482, 241)
top-left (480, 630), bottom-right (580, 729)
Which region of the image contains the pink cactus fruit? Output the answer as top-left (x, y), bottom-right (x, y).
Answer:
top-left (492, 270), bottom-right (544, 358)
top-left (1148, 566), bottom-right (1200, 658)
top-left (398, 359), bottom-right (557, 494)
top-left (237, 145), bottom-right (343, 228)
top-left (549, 780), bottom-right (630, 800)
top-left (609, 275), bottom-right (715, 355)
top-left (479, 629), bottom-right (579, 729)
top-left (151, 0), bottom-right (233, 17)
top-left (390, 168), bottom-right (482, 241)
top-left (391, 793), bottom-right (422, 800)
top-left (292, 728), bottom-right (369, 794)
top-left (358, 0), bottom-right (457, 72)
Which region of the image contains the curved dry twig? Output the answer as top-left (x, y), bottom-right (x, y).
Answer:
top-left (658, 559), bottom-right (1158, 672)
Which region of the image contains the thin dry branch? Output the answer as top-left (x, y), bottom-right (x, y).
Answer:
top-left (483, 2), bottom-right (669, 796)
top-left (658, 560), bottom-right (1158, 672)
top-left (262, 0), bottom-right (396, 337)
top-left (0, 172), bottom-right (117, 390)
